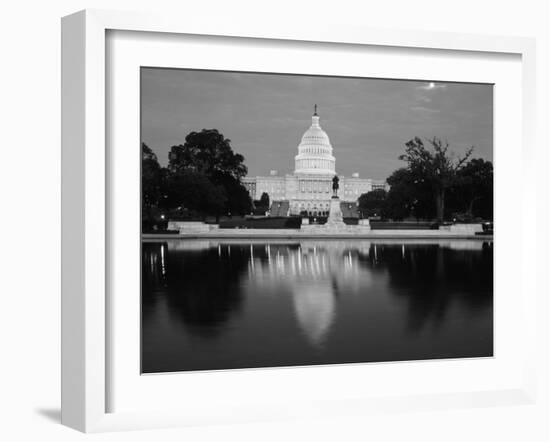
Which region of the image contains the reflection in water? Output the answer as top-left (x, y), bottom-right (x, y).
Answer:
top-left (292, 281), bottom-right (336, 346)
top-left (142, 239), bottom-right (493, 373)
top-left (242, 242), bottom-right (373, 347)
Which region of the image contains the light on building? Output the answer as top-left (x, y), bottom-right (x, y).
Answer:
top-left (242, 110), bottom-right (382, 216)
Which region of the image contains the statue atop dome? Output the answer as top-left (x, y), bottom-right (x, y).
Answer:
top-left (314, 104), bottom-right (318, 116)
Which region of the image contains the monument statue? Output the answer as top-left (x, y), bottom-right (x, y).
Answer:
top-left (332, 175), bottom-right (339, 198)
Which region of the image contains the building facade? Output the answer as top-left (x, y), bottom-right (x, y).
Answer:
top-left (242, 109), bottom-right (387, 217)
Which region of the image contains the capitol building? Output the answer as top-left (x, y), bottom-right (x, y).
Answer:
top-left (242, 108), bottom-right (388, 217)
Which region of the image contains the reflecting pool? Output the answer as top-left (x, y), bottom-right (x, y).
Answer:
top-left (141, 239), bottom-right (493, 373)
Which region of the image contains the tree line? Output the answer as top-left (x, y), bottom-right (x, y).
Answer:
top-left (142, 129), bottom-right (253, 228)
top-left (143, 129), bottom-right (493, 227)
top-left (358, 137), bottom-right (493, 222)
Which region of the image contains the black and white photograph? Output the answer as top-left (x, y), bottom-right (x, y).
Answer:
top-left (5, 0), bottom-right (549, 439)
top-left (140, 68), bottom-right (494, 374)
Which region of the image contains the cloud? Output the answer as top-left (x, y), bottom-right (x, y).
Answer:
top-left (417, 82), bottom-right (447, 91)
top-left (410, 106), bottom-right (441, 113)
top-left (142, 68), bottom-right (492, 177)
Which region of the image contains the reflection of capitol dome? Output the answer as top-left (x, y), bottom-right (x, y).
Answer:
top-left (292, 282), bottom-right (335, 347)
top-left (294, 108), bottom-right (336, 175)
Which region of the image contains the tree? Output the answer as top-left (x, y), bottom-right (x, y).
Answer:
top-left (142, 143), bottom-right (163, 221)
top-left (399, 137), bottom-right (473, 222)
top-left (167, 129), bottom-right (251, 218)
top-left (168, 129), bottom-right (247, 180)
top-left (252, 192), bottom-right (271, 216)
top-left (384, 168), bottom-right (435, 220)
top-left (211, 171), bottom-right (252, 216)
top-left (164, 170), bottom-right (227, 219)
top-left (259, 192), bottom-right (270, 210)
top-left (384, 169), bottom-right (415, 220)
top-left (449, 158), bottom-right (493, 220)
top-left (358, 189), bottom-right (387, 218)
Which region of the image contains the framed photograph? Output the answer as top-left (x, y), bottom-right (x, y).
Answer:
top-left (61, 9), bottom-right (537, 432)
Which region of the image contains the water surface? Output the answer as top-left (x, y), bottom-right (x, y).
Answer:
top-left (142, 239), bottom-right (493, 373)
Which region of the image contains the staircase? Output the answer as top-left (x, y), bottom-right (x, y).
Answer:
top-left (270, 200), bottom-right (290, 217)
top-left (340, 202), bottom-right (359, 218)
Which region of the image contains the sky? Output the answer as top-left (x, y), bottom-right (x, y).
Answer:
top-left (141, 68), bottom-right (493, 180)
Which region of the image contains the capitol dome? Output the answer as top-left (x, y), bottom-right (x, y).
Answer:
top-left (294, 107), bottom-right (336, 175)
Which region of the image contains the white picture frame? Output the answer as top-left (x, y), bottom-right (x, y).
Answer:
top-left (61, 9), bottom-right (537, 433)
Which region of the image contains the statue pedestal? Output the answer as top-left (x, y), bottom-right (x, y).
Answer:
top-left (325, 197), bottom-right (345, 227)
